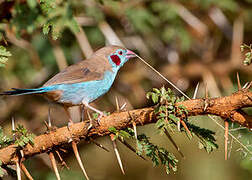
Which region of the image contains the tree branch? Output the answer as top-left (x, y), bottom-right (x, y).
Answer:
top-left (0, 90), bottom-right (251, 165)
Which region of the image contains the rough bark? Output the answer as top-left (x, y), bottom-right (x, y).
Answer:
top-left (0, 89), bottom-right (251, 165)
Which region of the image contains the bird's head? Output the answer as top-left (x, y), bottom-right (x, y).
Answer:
top-left (94, 46), bottom-right (136, 72)
top-left (107, 46), bottom-right (136, 71)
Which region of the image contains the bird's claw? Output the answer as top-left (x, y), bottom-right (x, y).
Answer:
top-left (97, 112), bottom-right (105, 124)
top-left (67, 121), bottom-right (74, 131)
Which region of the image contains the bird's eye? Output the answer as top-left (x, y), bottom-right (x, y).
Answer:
top-left (118, 51), bottom-right (123, 55)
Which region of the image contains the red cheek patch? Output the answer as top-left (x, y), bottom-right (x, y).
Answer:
top-left (110, 55), bottom-right (121, 66)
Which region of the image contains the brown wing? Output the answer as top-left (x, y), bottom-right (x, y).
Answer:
top-left (43, 58), bottom-right (110, 87)
top-left (43, 45), bottom-right (123, 87)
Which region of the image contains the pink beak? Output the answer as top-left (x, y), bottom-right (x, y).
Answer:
top-left (126, 49), bottom-right (136, 58)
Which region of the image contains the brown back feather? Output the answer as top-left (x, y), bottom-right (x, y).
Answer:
top-left (43, 46), bottom-right (125, 87)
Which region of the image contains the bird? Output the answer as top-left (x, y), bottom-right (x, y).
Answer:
top-left (0, 45), bottom-right (137, 179)
top-left (0, 45), bottom-right (136, 124)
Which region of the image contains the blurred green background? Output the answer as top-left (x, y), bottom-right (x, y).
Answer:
top-left (0, 0), bottom-right (251, 179)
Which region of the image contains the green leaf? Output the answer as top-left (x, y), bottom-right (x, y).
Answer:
top-left (152, 93), bottom-right (159, 104)
top-left (146, 92), bottom-right (152, 99)
top-left (27, 0), bottom-right (37, 9)
top-left (13, 124), bottom-right (35, 148)
top-left (155, 119), bottom-right (165, 129)
top-left (0, 46), bottom-right (11, 67)
top-left (187, 122), bottom-right (218, 153)
top-left (168, 114), bottom-right (180, 122)
top-left (43, 22), bottom-right (51, 35)
top-left (108, 127), bottom-right (117, 134)
top-left (0, 46), bottom-right (11, 57)
top-left (137, 134), bottom-right (178, 174)
top-left (119, 130), bottom-right (131, 139)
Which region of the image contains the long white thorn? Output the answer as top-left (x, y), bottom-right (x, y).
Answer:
top-left (72, 142), bottom-right (90, 180)
top-left (12, 117), bottom-right (15, 141)
top-left (135, 54), bottom-right (191, 100)
top-left (208, 115), bottom-right (252, 156)
top-left (12, 117), bottom-right (15, 131)
top-left (242, 82), bottom-right (249, 89)
top-left (110, 135), bottom-right (125, 175)
top-left (49, 152), bottom-right (61, 180)
top-left (115, 96), bottom-right (120, 111)
top-left (193, 82), bottom-right (200, 99)
top-left (120, 102), bottom-right (127, 110)
top-left (48, 107), bottom-right (52, 127)
top-left (16, 160), bottom-right (21, 180)
top-left (133, 122), bottom-right (138, 142)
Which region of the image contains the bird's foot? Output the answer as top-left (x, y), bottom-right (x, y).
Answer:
top-left (97, 112), bottom-right (106, 125)
top-left (67, 121), bottom-right (74, 131)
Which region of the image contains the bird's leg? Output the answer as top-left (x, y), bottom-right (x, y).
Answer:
top-left (80, 104), bottom-right (85, 122)
top-left (82, 101), bottom-right (105, 123)
top-left (83, 103), bottom-right (104, 116)
top-left (63, 106), bottom-right (74, 130)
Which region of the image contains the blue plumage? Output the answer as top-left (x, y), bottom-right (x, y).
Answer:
top-left (0, 46), bottom-right (136, 114)
top-left (50, 70), bottom-right (116, 105)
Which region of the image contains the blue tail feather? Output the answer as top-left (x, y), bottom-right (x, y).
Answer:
top-left (0, 87), bottom-right (50, 96)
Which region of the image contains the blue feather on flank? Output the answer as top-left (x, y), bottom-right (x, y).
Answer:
top-left (0, 71), bottom-right (117, 106)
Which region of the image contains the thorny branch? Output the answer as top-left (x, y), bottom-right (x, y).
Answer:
top-left (0, 89), bottom-right (251, 166)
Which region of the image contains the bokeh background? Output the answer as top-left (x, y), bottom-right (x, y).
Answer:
top-left (0, 0), bottom-right (251, 179)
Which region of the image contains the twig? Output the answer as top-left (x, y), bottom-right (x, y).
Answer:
top-left (0, 90), bottom-right (252, 165)
top-left (98, 21), bottom-right (124, 46)
top-left (73, 21), bottom-right (93, 58)
top-left (50, 39), bottom-right (68, 71)
top-left (237, 72), bottom-right (241, 90)
top-left (20, 163), bottom-right (33, 180)
top-left (224, 121), bottom-right (229, 160)
top-left (55, 150), bottom-right (69, 169)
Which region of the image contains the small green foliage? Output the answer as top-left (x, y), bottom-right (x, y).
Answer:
top-left (108, 127), bottom-right (133, 141)
top-left (0, 46), bottom-right (11, 67)
top-left (9, 0), bottom-right (80, 40)
top-left (240, 44), bottom-right (252, 66)
top-left (108, 126), bottom-right (177, 174)
top-left (187, 123), bottom-right (218, 153)
top-left (13, 125), bottom-right (35, 148)
top-left (147, 87), bottom-right (218, 153)
top-left (0, 127), bottom-right (12, 148)
top-left (137, 134), bottom-right (178, 174)
top-left (40, 0), bottom-right (80, 39)
top-left (27, 0), bottom-right (38, 9)
top-left (147, 87), bottom-right (189, 134)
top-left (126, 8), bottom-right (160, 35)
